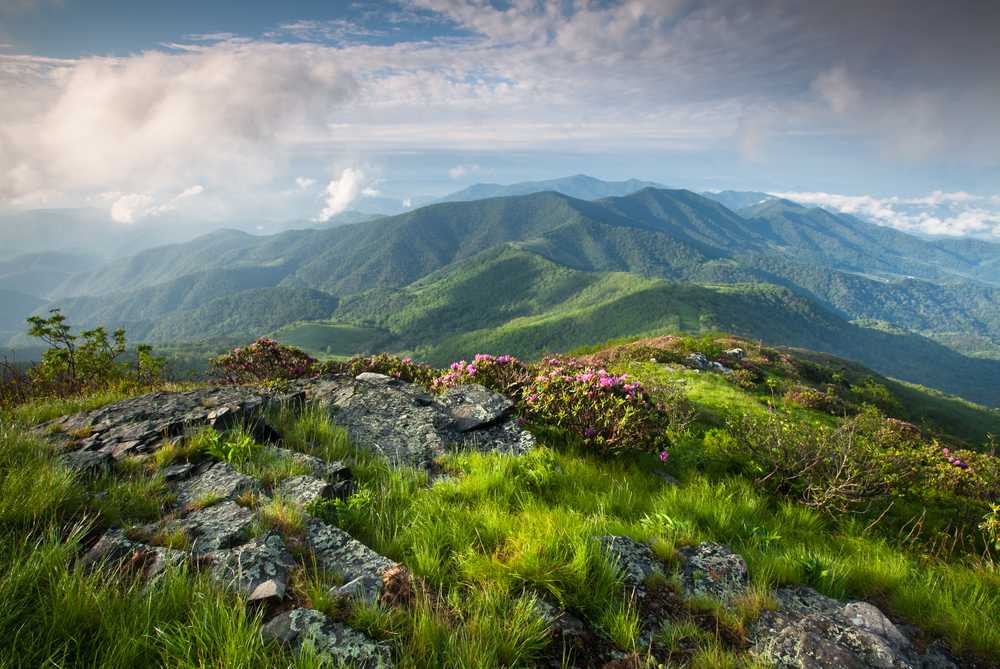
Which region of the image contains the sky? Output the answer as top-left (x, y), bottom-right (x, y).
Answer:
top-left (1, 0), bottom-right (998, 237)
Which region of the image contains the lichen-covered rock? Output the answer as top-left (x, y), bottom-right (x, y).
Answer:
top-left (80, 527), bottom-right (187, 579)
top-left (43, 387), bottom-right (274, 463)
top-left (751, 586), bottom-right (924, 669)
top-left (58, 449), bottom-right (114, 478)
top-left (279, 475), bottom-right (334, 507)
top-left (675, 542), bottom-right (749, 600)
top-left (262, 608), bottom-right (391, 668)
top-left (176, 500), bottom-right (256, 552)
top-left (333, 574), bottom-right (384, 606)
top-left (208, 531), bottom-right (296, 604)
top-left (325, 375), bottom-right (535, 467)
top-left (435, 384), bottom-right (514, 431)
top-left (172, 461), bottom-right (263, 509)
top-left (595, 535), bottom-right (663, 588)
top-left (306, 518), bottom-right (397, 587)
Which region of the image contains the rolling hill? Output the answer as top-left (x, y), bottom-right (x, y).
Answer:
top-left (17, 186), bottom-right (1000, 408)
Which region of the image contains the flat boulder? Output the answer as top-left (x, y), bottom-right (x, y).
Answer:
top-left (175, 500), bottom-right (256, 552)
top-left (315, 374), bottom-right (534, 468)
top-left (262, 608), bottom-right (391, 668)
top-left (305, 518), bottom-right (397, 603)
top-left (751, 586), bottom-right (924, 669)
top-left (172, 461), bottom-right (263, 509)
top-left (675, 542), bottom-right (749, 601)
top-left (43, 386), bottom-right (277, 464)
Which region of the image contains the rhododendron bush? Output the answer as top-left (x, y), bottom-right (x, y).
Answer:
top-left (209, 338), bottom-right (317, 387)
top-left (434, 354), bottom-right (671, 456)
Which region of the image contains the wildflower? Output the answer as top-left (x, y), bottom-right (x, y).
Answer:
top-left (585, 427), bottom-right (597, 438)
top-left (660, 451), bottom-right (669, 462)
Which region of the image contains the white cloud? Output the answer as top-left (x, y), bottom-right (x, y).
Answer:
top-left (360, 186), bottom-right (381, 197)
top-left (449, 163), bottom-right (483, 180)
top-left (0, 41), bottom-right (358, 202)
top-left (314, 167), bottom-right (366, 221)
top-left (296, 176), bottom-right (317, 189)
top-left (402, 197), bottom-right (412, 207)
top-left (110, 193), bottom-right (154, 223)
top-left (772, 190), bottom-right (1000, 238)
top-left (176, 184), bottom-right (204, 199)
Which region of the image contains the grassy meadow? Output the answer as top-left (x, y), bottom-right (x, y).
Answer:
top-left (1, 332), bottom-right (999, 668)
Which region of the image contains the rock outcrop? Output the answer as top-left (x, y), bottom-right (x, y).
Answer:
top-left (306, 374), bottom-right (535, 468)
top-left (751, 585), bottom-right (934, 669)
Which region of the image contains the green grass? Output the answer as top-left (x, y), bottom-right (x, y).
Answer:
top-left (271, 322), bottom-right (384, 360)
top-left (4, 347), bottom-right (1000, 667)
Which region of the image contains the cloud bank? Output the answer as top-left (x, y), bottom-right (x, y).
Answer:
top-left (0, 0), bottom-right (996, 223)
top-left (774, 190), bottom-right (1000, 238)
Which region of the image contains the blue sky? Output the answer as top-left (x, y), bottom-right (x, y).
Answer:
top-left (1, 0), bottom-right (998, 237)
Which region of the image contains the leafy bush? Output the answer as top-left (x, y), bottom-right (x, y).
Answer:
top-left (208, 338), bottom-right (317, 388)
top-left (782, 385), bottom-right (848, 414)
top-left (319, 353), bottom-right (437, 386)
top-left (720, 409), bottom-right (908, 513)
top-left (2, 310), bottom-right (168, 408)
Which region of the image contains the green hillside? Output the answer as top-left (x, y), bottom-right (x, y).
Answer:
top-left (120, 287), bottom-right (339, 343)
top-left (24, 187), bottom-right (1000, 409)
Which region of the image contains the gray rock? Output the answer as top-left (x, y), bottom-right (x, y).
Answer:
top-left (261, 608), bottom-right (391, 668)
top-left (176, 500), bottom-right (255, 552)
top-left (44, 387), bottom-right (273, 463)
top-left (686, 352), bottom-right (710, 370)
top-left (922, 640), bottom-right (962, 669)
top-left (80, 527), bottom-right (187, 579)
top-left (208, 531), bottom-right (296, 604)
top-left (279, 475), bottom-right (334, 507)
top-left (532, 597), bottom-right (587, 640)
top-left (172, 461), bottom-right (263, 509)
top-left (161, 462), bottom-right (193, 482)
top-left (434, 384), bottom-right (514, 432)
top-left (595, 535), bottom-right (663, 588)
top-left (59, 449), bottom-right (113, 478)
top-left (328, 376), bottom-right (534, 467)
top-left (772, 584), bottom-right (843, 615)
top-left (306, 518), bottom-right (397, 586)
top-left (332, 574), bottom-right (384, 607)
top-left (675, 542), bottom-right (749, 600)
top-left (752, 588), bottom-right (923, 669)
top-left (650, 468), bottom-right (679, 485)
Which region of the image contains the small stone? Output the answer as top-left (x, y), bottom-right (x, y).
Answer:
top-left (676, 542), bottom-right (749, 601)
top-left (595, 535), bottom-right (663, 587)
top-left (162, 463), bottom-right (193, 482)
top-left (650, 468), bottom-right (679, 485)
top-left (306, 518), bottom-right (396, 585)
top-left (208, 532), bottom-right (295, 604)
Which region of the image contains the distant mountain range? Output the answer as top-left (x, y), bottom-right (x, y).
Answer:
top-left (5, 180), bottom-right (1000, 408)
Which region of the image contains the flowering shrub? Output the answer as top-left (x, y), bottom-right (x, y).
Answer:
top-left (209, 338), bottom-right (317, 387)
top-left (430, 354), bottom-right (534, 398)
top-left (522, 357), bottom-right (670, 456)
top-left (320, 353), bottom-right (438, 385)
